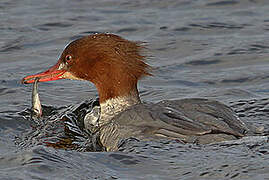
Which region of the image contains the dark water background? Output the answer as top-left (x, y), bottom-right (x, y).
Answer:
top-left (1, 0), bottom-right (269, 179)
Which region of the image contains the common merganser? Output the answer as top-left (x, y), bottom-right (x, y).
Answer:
top-left (22, 33), bottom-right (258, 151)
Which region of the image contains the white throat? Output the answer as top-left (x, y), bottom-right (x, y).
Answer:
top-left (99, 95), bottom-right (140, 126)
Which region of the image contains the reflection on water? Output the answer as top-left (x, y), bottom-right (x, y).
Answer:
top-left (0, 0), bottom-right (269, 179)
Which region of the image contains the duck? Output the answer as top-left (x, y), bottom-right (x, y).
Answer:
top-left (22, 33), bottom-right (258, 151)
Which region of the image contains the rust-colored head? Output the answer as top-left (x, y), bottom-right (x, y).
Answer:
top-left (22, 33), bottom-right (151, 103)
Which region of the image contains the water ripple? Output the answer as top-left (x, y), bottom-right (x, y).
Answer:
top-left (206, 0), bottom-right (239, 6)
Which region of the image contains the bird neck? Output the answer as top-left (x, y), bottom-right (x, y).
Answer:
top-left (99, 92), bottom-right (140, 126)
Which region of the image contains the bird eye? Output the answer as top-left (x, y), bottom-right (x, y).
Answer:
top-left (65, 55), bottom-right (72, 62)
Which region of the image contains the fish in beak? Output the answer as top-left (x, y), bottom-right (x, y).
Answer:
top-left (31, 78), bottom-right (42, 119)
top-left (21, 62), bottom-right (67, 84)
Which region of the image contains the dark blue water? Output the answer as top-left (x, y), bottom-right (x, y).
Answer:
top-left (1, 0), bottom-right (269, 179)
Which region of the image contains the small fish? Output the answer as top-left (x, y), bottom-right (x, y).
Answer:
top-left (31, 78), bottom-right (42, 119)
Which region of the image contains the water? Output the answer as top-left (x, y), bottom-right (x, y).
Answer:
top-left (1, 0), bottom-right (269, 179)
